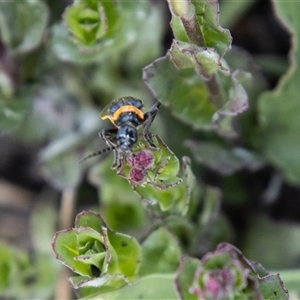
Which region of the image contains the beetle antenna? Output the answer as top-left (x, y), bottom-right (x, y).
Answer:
top-left (79, 146), bottom-right (115, 163)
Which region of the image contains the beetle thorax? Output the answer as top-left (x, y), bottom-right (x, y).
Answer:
top-left (117, 125), bottom-right (138, 151)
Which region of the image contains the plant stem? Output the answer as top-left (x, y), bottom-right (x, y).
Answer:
top-left (180, 5), bottom-right (224, 108)
top-left (181, 15), bottom-right (206, 47)
top-left (204, 74), bottom-right (224, 108)
top-left (59, 186), bottom-right (77, 229)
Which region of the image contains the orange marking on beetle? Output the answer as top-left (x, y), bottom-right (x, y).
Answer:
top-left (101, 105), bottom-right (144, 123)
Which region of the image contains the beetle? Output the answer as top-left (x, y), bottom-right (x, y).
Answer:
top-left (80, 96), bottom-right (161, 169)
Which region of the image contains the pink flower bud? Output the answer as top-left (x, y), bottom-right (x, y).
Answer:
top-left (130, 168), bottom-right (146, 182)
top-left (127, 150), bottom-right (154, 170)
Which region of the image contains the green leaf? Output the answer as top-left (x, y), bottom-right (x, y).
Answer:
top-left (139, 228), bottom-right (181, 277)
top-left (212, 70), bottom-right (249, 138)
top-left (192, 0), bottom-right (231, 54)
top-left (146, 1), bottom-right (248, 137)
top-left (106, 230), bottom-right (142, 281)
top-left (153, 135), bottom-right (181, 181)
top-left (86, 274), bottom-right (178, 299)
top-left (52, 210), bottom-right (142, 295)
top-left (0, 1), bottom-right (48, 53)
top-left (70, 274), bottom-right (129, 297)
top-left (256, 1), bottom-right (300, 185)
top-left (143, 56), bottom-right (214, 131)
top-left (52, 228), bottom-right (91, 277)
top-left (144, 55), bottom-right (248, 137)
top-left (52, 1), bottom-right (151, 63)
top-left (185, 140), bottom-right (264, 175)
top-left (63, 0), bottom-right (116, 47)
top-left (175, 256), bottom-right (201, 300)
top-left (135, 183), bottom-right (181, 212)
top-left (259, 274), bottom-right (289, 300)
top-left (76, 211), bottom-right (106, 233)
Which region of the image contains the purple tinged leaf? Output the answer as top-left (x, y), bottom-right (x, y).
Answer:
top-left (188, 243), bottom-right (264, 300)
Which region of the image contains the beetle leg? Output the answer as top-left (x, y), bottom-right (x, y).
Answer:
top-left (111, 149), bottom-right (118, 169)
top-left (99, 128), bottom-right (118, 147)
top-left (100, 128), bottom-right (123, 169)
top-left (143, 101), bottom-right (161, 148)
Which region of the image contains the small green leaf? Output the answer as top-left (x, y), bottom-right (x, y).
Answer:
top-left (75, 211), bottom-right (106, 233)
top-left (107, 230), bottom-right (142, 281)
top-left (63, 1), bottom-right (111, 46)
top-left (139, 228), bottom-right (181, 277)
top-left (259, 274), bottom-right (289, 300)
top-left (86, 274), bottom-right (178, 299)
top-left (52, 210), bottom-right (142, 294)
top-left (169, 40), bottom-right (229, 75)
top-left (52, 1), bottom-right (151, 63)
top-left (52, 229), bottom-right (91, 277)
top-left (135, 183), bottom-right (181, 212)
top-left (70, 274), bottom-right (129, 296)
top-left (153, 135), bottom-right (181, 181)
